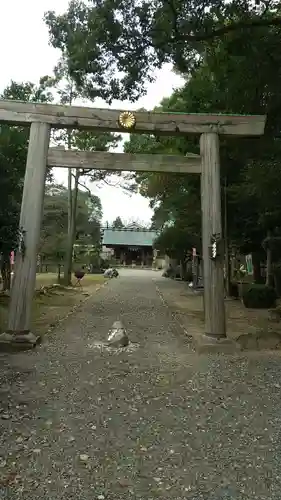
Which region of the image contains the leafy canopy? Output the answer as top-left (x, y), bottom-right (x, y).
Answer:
top-left (123, 19), bottom-right (281, 256)
top-left (45, 0), bottom-right (281, 102)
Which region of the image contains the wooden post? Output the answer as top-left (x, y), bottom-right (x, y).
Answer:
top-left (200, 133), bottom-right (226, 338)
top-left (7, 122), bottom-right (50, 340)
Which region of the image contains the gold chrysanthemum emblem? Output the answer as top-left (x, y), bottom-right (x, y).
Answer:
top-left (118, 111), bottom-right (136, 129)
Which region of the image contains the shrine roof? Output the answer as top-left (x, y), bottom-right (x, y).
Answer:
top-left (102, 228), bottom-right (158, 247)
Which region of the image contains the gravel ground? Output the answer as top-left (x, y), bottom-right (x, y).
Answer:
top-left (1, 269), bottom-right (281, 499)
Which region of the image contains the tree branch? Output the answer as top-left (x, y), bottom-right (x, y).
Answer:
top-left (102, 178), bottom-right (122, 188)
top-left (81, 168), bottom-right (94, 175)
top-left (77, 180), bottom-right (92, 195)
top-left (95, 178), bottom-right (134, 196)
top-left (172, 16), bottom-right (281, 43)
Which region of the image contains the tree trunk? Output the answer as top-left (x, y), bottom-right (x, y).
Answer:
top-left (252, 252), bottom-right (262, 283)
top-left (57, 263), bottom-right (61, 283)
top-left (273, 271), bottom-right (281, 297)
top-left (63, 130), bottom-right (74, 286)
top-left (63, 170), bottom-right (79, 285)
top-left (1, 252), bottom-right (11, 291)
top-left (67, 160), bottom-right (72, 236)
top-left (193, 256), bottom-right (199, 287)
top-left (266, 230), bottom-right (274, 287)
top-left (224, 251), bottom-right (231, 297)
top-left (179, 260), bottom-right (184, 280)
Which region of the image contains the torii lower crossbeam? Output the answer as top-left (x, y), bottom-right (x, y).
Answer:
top-left (47, 148), bottom-right (201, 174)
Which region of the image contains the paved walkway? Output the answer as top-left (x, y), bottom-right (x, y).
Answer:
top-left (1, 270), bottom-right (281, 499)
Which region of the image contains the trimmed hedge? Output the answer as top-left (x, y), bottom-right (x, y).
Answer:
top-left (242, 284), bottom-right (277, 309)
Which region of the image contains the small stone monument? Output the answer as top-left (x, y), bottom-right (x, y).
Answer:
top-left (107, 321), bottom-right (129, 348)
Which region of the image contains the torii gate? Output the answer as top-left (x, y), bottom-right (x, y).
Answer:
top-left (0, 101), bottom-right (266, 349)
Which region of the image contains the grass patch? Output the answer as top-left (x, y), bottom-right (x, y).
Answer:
top-left (36, 272), bottom-right (105, 289)
top-left (0, 273), bottom-right (106, 336)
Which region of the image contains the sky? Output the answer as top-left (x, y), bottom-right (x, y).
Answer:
top-left (0, 0), bottom-right (184, 224)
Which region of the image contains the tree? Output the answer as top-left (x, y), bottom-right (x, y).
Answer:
top-left (45, 0), bottom-right (281, 102)
top-left (39, 184), bottom-right (69, 264)
top-left (45, 0), bottom-right (281, 292)
top-left (112, 216), bottom-right (124, 229)
top-left (154, 223), bottom-right (198, 279)
top-left (50, 57), bottom-right (81, 285)
top-left (0, 79), bottom-right (54, 290)
top-left (40, 183), bottom-right (102, 277)
top-left (123, 22), bottom-right (281, 288)
top-left (123, 107), bottom-right (202, 257)
top-left (205, 24), bottom-right (281, 280)
top-left (51, 56), bottom-right (122, 285)
top-left (60, 128), bottom-right (121, 284)
top-left (155, 224), bottom-right (199, 261)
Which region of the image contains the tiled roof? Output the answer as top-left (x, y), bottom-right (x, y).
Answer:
top-left (102, 229), bottom-right (158, 247)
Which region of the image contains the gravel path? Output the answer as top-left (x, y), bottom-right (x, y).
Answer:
top-left (1, 269), bottom-right (281, 499)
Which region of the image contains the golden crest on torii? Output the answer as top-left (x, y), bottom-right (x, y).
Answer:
top-left (118, 111), bottom-right (136, 129)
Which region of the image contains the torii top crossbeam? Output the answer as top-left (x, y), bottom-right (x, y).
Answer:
top-left (0, 99), bottom-right (266, 136)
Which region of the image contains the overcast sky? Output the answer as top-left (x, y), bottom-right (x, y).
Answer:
top-left (0, 0), bottom-right (184, 224)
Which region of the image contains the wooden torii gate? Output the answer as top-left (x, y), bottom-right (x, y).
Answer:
top-left (0, 100), bottom-right (266, 348)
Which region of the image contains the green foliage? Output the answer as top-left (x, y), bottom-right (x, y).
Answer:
top-left (0, 80), bottom-right (54, 255)
top-left (122, 19), bottom-right (281, 260)
top-left (50, 54), bottom-right (122, 185)
top-left (40, 184), bottom-right (68, 260)
top-left (43, 0), bottom-right (281, 267)
top-left (112, 216), bottom-right (124, 229)
top-left (2, 78), bottom-right (54, 104)
top-left (49, 53), bottom-right (123, 283)
top-left (42, 0), bottom-right (281, 271)
top-left (262, 236), bottom-right (281, 254)
top-left (72, 130), bottom-right (121, 153)
top-left (0, 125), bottom-right (27, 253)
top-left (40, 184), bottom-right (102, 262)
top-left (155, 224), bottom-right (199, 260)
top-left (242, 284), bottom-right (277, 309)
top-left (44, 0), bottom-right (281, 102)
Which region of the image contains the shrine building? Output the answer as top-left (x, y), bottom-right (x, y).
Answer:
top-left (101, 227), bottom-right (159, 267)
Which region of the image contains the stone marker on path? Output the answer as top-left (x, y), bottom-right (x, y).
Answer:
top-left (107, 320), bottom-right (129, 348)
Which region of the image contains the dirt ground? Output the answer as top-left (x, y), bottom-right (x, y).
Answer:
top-left (0, 273), bottom-right (106, 337)
top-left (156, 278), bottom-right (281, 348)
top-left (1, 270), bottom-right (281, 499)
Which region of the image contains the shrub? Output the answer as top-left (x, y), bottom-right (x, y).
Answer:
top-left (162, 267), bottom-right (173, 278)
top-left (273, 262), bottom-right (281, 296)
top-left (229, 281), bottom-right (239, 298)
top-left (183, 270), bottom-right (193, 282)
top-left (242, 284), bottom-right (277, 309)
